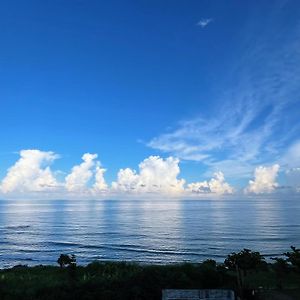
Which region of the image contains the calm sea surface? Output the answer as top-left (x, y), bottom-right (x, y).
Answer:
top-left (0, 199), bottom-right (299, 268)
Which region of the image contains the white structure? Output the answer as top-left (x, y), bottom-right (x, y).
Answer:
top-left (162, 289), bottom-right (235, 300)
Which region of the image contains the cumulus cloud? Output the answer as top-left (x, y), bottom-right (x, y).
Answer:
top-left (186, 172), bottom-right (233, 195)
top-left (112, 168), bottom-right (139, 192)
top-left (245, 164), bottom-right (280, 194)
top-left (93, 162), bottom-right (108, 192)
top-left (112, 156), bottom-right (185, 195)
top-left (65, 153), bottom-right (101, 192)
top-left (0, 150), bottom-right (59, 193)
top-left (0, 150), bottom-right (108, 197)
top-left (2, 150), bottom-right (296, 199)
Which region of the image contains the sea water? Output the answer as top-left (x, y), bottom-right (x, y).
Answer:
top-left (0, 198), bottom-right (299, 268)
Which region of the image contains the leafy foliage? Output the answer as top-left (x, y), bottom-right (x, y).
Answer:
top-left (57, 254), bottom-right (76, 268)
top-left (224, 248), bottom-right (265, 272)
top-left (0, 249), bottom-right (299, 300)
top-left (284, 246), bottom-right (300, 272)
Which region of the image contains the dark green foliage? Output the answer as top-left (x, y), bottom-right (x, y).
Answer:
top-left (0, 249), bottom-right (299, 300)
top-left (0, 261), bottom-right (234, 300)
top-left (271, 257), bottom-right (289, 272)
top-left (271, 257), bottom-right (290, 289)
top-left (224, 249), bottom-right (267, 298)
top-left (57, 254), bottom-right (76, 268)
top-left (224, 249), bottom-right (266, 272)
top-left (284, 246), bottom-right (300, 272)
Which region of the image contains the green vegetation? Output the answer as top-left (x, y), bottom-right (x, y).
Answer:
top-left (0, 247), bottom-right (299, 300)
top-left (224, 248), bottom-right (268, 297)
top-left (284, 246), bottom-right (300, 272)
top-left (57, 254), bottom-right (77, 269)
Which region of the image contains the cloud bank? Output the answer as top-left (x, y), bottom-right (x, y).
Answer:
top-left (0, 149), bottom-right (297, 199)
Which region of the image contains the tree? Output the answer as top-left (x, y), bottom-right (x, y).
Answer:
top-left (202, 259), bottom-right (217, 269)
top-left (224, 249), bottom-right (265, 297)
top-left (271, 257), bottom-right (290, 289)
top-left (284, 246), bottom-right (300, 272)
top-left (57, 254), bottom-right (76, 268)
top-left (224, 249), bottom-right (265, 273)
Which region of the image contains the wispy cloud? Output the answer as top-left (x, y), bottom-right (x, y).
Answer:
top-left (148, 2), bottom-right (300, 180)
top-left (197, 18), bottom-right (213, 28)
top-left (147, 101), bottom-right (287, 178)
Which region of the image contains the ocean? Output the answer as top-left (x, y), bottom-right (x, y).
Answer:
top-left (0, 198), bottom-right (299, 268)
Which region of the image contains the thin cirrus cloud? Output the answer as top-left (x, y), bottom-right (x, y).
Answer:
top-left (285, 168), bottom-right (300, 193)
top-left (197, 18), bottom-right (213, 28)
top-left (0, 149), bottom-right (298, 199)
top-left (148, 2), bottom-right (300, 181)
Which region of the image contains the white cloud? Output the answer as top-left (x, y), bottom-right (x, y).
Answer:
top-left (112, 168), bottom-right (139, 192)
top-left (0, 150), bottom-right (108, 198)
top-left (93, 162), bottom-right (108, 192)
top-left (0, 150), bottom-right (59, 193)
top-left (2, 150), bottom-right (297, 199)
top-left (197, 18), bottom-right (213, 28)
top-left (245, 164), bottom-right (280, 194)
top-left (148, 2), bottom-right (300, 180)
top-left (187, 171), bottom-right (233, 195)
top-left (65, 153), bottom-right (99, 192)
top-left (112, 156), bottom-right (185, 195)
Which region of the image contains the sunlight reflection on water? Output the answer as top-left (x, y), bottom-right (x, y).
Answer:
top-left (0, 198), bottom-right (299, 267)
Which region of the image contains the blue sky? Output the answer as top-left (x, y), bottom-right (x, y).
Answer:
top-left (0, 0), bottom-right (299, 198)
